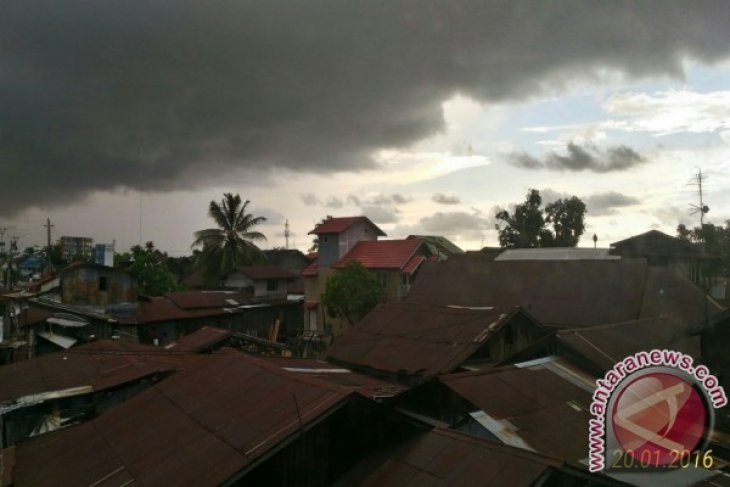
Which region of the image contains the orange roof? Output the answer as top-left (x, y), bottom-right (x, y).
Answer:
top-left (301, 259), bottom-right (319, 277)
top-left (332, 239), bottom-right (423, 270)
top-left (308, 216), bottom-right (386, 236)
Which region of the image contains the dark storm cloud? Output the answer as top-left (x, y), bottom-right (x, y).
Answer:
top-left (508, 143), bottom-right (646, 172)
top-left (586, 191), bottom-right (641, 216)
top-left (432, 193), bottom-right (461, 205)
top-left (2, 1), bottom-right (729, 215)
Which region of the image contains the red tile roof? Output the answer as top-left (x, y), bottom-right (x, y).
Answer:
top-left (233, 266), bottom-right (297, 280)
top-left (308, 216), bottom-right (386, 236)
top-left (301, 259), bottom-right (318, 277)
top-left (402, 253), bottom-right (425, 274)
top-left (332, 239), bottom-right (423, 270)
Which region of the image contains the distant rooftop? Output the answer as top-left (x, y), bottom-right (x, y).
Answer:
top-left (308, 216), bottom-right (386, 236)
top-left (494, 248), bottom-right (619, 261)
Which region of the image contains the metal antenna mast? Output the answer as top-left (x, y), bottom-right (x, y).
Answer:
top-left (689, 168), bottom-right (710, 233)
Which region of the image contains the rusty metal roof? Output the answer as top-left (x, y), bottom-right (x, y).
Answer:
top-left (327, 302), bottom-right (526, 378)
top-left (406, 258), bottom-right (721, 327)
top-left (308, 216), bottom-right (386, 236)
top-left (332, 239), bottom-right (424, 270)
top-left (164, 290), bottom-right (255, 310)
top-left (169, 326), bottom-right (233, 352)
top-left (9, 353), bottom-right (352, 486)
top-left (0, 341), bottom-right (200, 403)
top-left (233, 265), bottom-right (298, 280)
top-left (436, 357), bottom-right (595, 465)
top-left (557, 316), bottom-right (701, 373)
top-left (336, 427), bottom-right (565, 486)
top-left (257, 356), bottom-right (406, 398)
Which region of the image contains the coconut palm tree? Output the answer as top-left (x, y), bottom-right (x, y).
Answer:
top-left (192, 193), bottom-right (267, 277)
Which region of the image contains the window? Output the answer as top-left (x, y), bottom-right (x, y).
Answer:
top-left (98, 276), bottom-right (108, 291)
top-left (378, 272), bottom-right (387, 288)
top-left (267, 279), bottom-right (278, 291)
top-left (401, 273), bottom-right (409, 286)
top-left (322, 235), bottom-right (329, 244)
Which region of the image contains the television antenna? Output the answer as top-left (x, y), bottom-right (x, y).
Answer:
top-left (688, 168), bottom-right (709, 228)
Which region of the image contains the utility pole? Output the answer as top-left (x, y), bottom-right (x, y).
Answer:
top-left (284, 220), bottom-right (290, 249)
top-left (44, 218), bottom-right (54, 272)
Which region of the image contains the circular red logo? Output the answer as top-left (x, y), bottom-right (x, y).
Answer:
top-left (612, 372), bottom-right (707, 466)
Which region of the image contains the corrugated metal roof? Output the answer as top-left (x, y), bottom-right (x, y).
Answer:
top-left (436, 358), bottom-right (595, 465)
top-left (406, 259), bottom-right (722, 327)
top-left (308, 216), bottom-right (386, 236)
top-left (557, 316), bottom-right (701, 373)
top-left (327, 303), bottom-right (523, 378)
top-left (332, 239), bottom-right (423, 270)
top-left (335, 428), bottom-right (565, 486)
top-left (495, 248), bottom-right (618, 261)
top-left (0, 340), bottom-right (199, 403)
top-left (258, 356), bottom-right (406, 398)
top-left (164, 290), bottom-right (254, 310)
top-left (233, 265), bottom-right (298, 280)
top-left (170, 326), bottom-right (233, 352)
top-left (9, 353), bottom-right (352, 486)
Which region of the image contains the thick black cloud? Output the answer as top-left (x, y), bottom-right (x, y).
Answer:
top-left (2, 1), bottom-right (730, 215)
top-left (508, 143), bottom-right (646, 172)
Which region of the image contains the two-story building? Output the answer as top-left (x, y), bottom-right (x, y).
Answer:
top-left (302, 216), bottom-right (429, 335)
top-left (223, 266), bottom-right (298, 300)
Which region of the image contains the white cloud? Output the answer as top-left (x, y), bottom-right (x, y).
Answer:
top-left (603, 90), bottom-right (730, 136)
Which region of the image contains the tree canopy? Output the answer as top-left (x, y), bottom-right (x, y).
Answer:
top-left (495, 189), bottom-right (587, 248)
top-left (192, 193), bottom-right (267, 278)
top-left (125, 241), bottom-right (181, 296)
top-left (322, 262), bottom-right (384, 325)
top-left (677, 220), bottom-right (730, 276)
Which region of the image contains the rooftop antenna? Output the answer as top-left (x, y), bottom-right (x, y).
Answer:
top-left (689, 168), bottom-right (710, 232)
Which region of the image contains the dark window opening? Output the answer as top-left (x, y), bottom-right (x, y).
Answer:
top-left (98, 276), bottom-right (108, 292)
top-left (267, 279), bottom-right (278, 291)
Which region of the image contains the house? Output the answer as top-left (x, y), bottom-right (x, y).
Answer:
top-left (331, 239), bottom-right (428, 301)
top-left (609, 229), bottom-right (713, 283)
top-left (36, 262), bottom-right (137, 307)
top-left (303, 216), bottom-right (387, 334)
top-left (327, 302), bottom-right (550, 385)
top-left (263, 248), bottom-right (311, 273)
top-left (406, 234), bottom-right (464, 259)
top-left (406, 258), bottom-right (724, 327)
top-left (223, 265), bottom-right (298, 299)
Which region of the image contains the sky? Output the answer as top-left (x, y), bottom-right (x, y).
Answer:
top-left (2, 1), bottom-right (730, 255)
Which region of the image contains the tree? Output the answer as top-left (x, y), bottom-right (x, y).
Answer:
top-left (677, 220), bottom-right (730, 277)
top-left (495, 189), bottom-right (586, 248)
top-left (127, 242), bottom-right (180, 296)
top-left (322, 262), bottom-right (384, 325)
top-left (192, 193), bottom-right (267, 277)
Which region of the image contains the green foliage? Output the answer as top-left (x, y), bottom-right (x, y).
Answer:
top-left (127, 242), bottom-right (180, 296)
top-left (192, 193), bottom-right (267, 278)
top-left (322, 262), bottom-right (384, 325)
top-left (496, 189), bottom-right (586, 248)
top-left (677, 221), bottom-right (730, 276)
